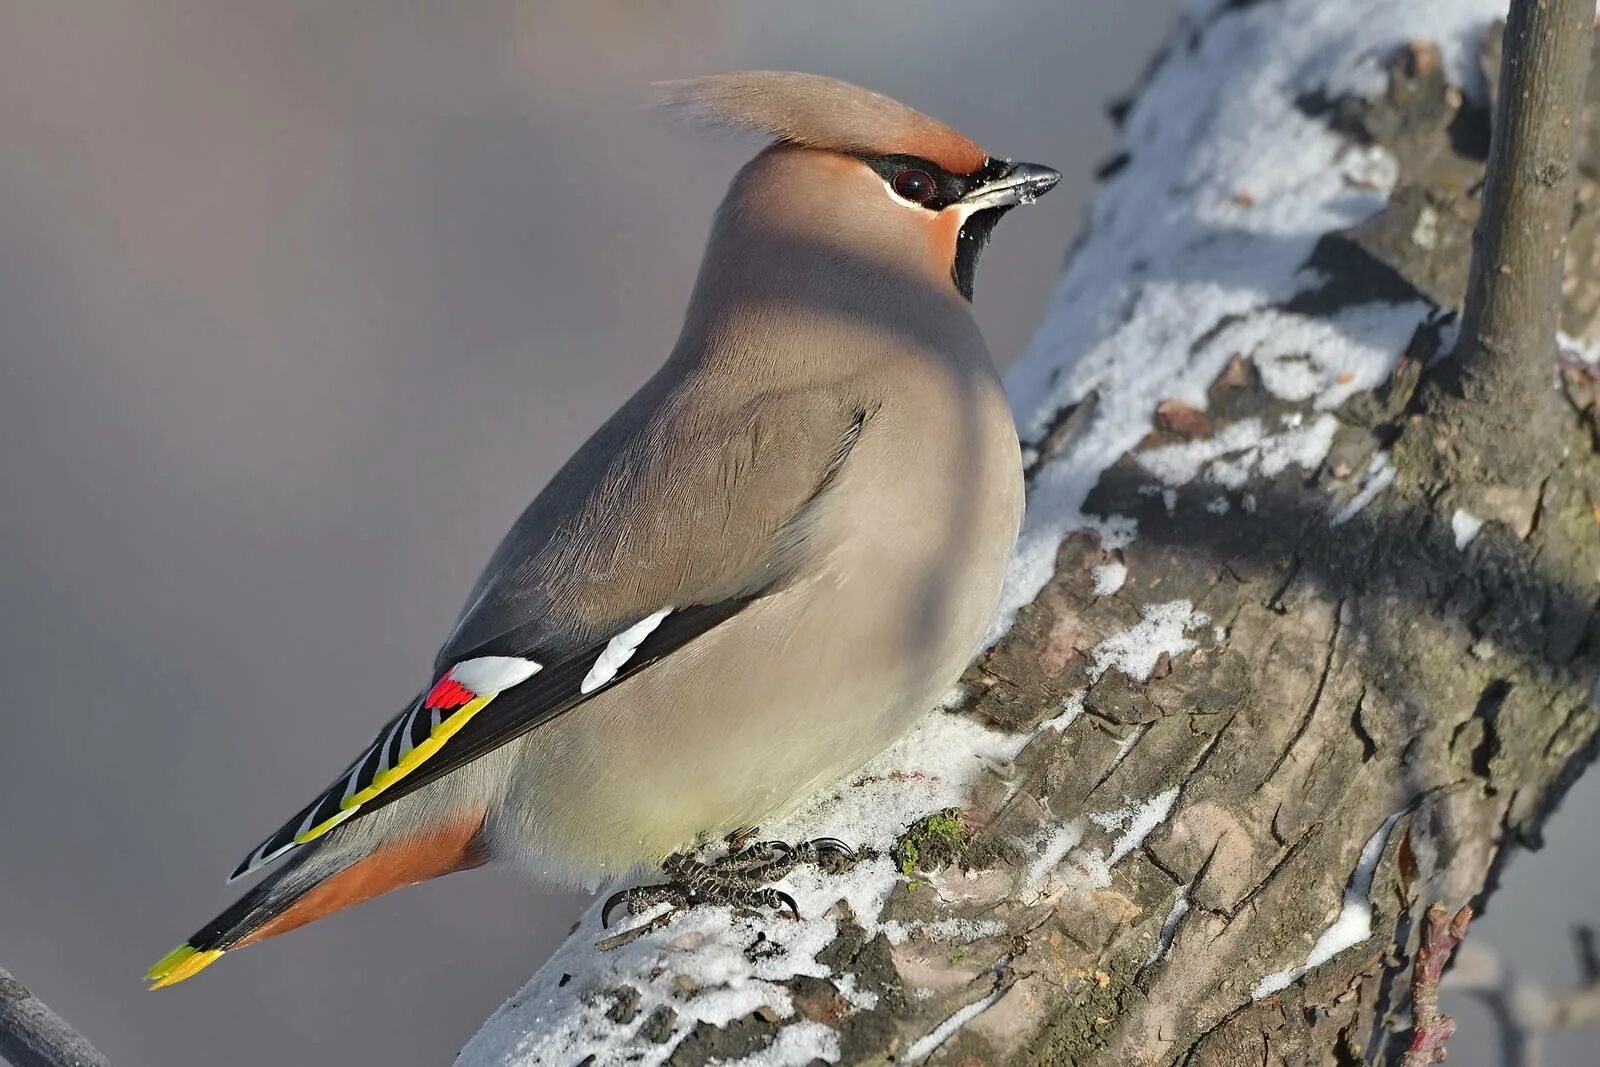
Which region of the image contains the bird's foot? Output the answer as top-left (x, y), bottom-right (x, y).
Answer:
top-left (598, 835), bottom-right (860, 945)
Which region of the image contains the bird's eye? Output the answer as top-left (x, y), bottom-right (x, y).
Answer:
top-left (891, 168), bottom-right (936, 204)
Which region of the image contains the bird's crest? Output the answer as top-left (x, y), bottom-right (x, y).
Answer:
top-left (656, 71), bottom-right (988, 176)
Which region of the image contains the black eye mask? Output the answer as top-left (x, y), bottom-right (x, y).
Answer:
top-left (855, 153), bottom-right (1010, 212)
top-left (854, 153), bottom-right (1016, 301)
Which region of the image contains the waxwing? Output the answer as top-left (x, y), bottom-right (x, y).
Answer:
top-left (148, 70), bottom-right (1059, 988)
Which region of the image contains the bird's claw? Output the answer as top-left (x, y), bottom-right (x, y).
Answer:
top-left (601, 885), bottom-right (674, 930)
top-left (803, 837), bottom-right (857, 861)
top-left (596, 833), bottom-right (860, 943)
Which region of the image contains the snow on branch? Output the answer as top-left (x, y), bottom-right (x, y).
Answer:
top-left (997, 0), bottom-right (1513, 635)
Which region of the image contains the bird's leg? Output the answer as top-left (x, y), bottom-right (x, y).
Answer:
top-left (599, 850), bottom-right (800, 932)
top-left (598, 834), bottom-right (863, 939)
top-left (598, 878), bottom-right (692, 936)
top-left (662, 850), bottom-right (802, 916)
top-left (722, 825), bottom-right (761, 853)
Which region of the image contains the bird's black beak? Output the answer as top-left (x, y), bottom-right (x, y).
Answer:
top-left (959, 161), bottom-right (1062, 210)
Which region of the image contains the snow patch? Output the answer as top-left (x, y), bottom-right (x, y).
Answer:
top-left (1217, 304), bottom-right (1424, 410)
top-left (748, 1022), bottom-right (841, 1067)
top-left (1089, 601), bottom-right (1209, 682)
top-left (1092, 561), bottom-right (1128, 596)
top-left (1452, 509), bottom-right (1484, 549)
top-left (1145, 885), bottom-right (1192, 967)
top-left (457, 706), bottom-right (1039, 1066)
top-left (459, 686), bottom-right (1100, 1065)
top-left (1023, 789), bottom-right (1179, 901)
top-left (835, 973), bottom-right (878, 1012)
top-left (1252, 810), bottom-right (1404, 999)
top-left (1139, 420), bottom-right (1270, 487)
top-left (457, 895), bottom-right (820, 1066)
top-left (880, 917), bottom-right (1008, 946)
top-left (1024, 821), bottom-right (1088, 897)
top-left (1136, 414), bottom-right (1339, 492)
top-left (1041, 691), bottom-right (1087, 733)
top-left (1258, 415), bottom-right (1342, 479)
top-left (775, 709), bottom-right (1038, 854)
top-left (1330, 453), bottom-right (1396, 525)
top-left (1560, 330), bottom-right (1600, 365)
top-left (1102, 788), bottom-right (1182, 864)
top-left (902, 987), bottom-right (1008, 1062)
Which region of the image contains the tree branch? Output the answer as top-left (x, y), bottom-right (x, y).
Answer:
top-left (1424, 0), bottom-right (1596, 489)
top-left (0, 966), bottom-right (111, 1067)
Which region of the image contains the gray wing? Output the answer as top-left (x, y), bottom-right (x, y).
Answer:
top-left (438, 379), bottom-right (872, 667)
top-left (229, 382), bottom-right (872, 878)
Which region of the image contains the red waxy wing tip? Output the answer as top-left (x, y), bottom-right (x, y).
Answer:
top-left (424, 676), bottom-right (475, 710)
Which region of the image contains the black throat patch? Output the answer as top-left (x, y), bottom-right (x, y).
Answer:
top-left (953, 205), bottom-right (1010, 302)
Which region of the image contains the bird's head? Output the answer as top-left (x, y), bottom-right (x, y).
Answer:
top-left (658, 71), bottom-right (1060, 302)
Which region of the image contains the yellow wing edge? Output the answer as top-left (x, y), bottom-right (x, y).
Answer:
top-left (146, 943), bottom-right (223, 990)
top-left (150, 690), bottom-right (506, 988)
top-left (293, 692), bottom-right (497, 845)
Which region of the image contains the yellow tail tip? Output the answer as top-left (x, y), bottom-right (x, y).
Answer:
top-left (145, 944), bottom-right (223, 989)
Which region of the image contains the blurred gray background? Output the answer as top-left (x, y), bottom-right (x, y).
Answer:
top-left (0, 3), bottom-right (1592, 1066)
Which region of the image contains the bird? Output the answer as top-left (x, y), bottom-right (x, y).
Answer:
top-left (147, 70), bottom-right (1059, 989)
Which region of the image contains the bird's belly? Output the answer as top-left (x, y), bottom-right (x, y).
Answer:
top-left (487, 589), bottom-right (956, 884)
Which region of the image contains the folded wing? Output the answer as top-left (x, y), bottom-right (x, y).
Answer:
top-left (228, 393), bottom-right (872, 882)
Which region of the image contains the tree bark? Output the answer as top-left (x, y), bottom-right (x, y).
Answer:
top-left (459, 3), bottom-right (1600, 1064)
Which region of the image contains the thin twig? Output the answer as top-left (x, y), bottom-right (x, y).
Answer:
top-left (1402, 901), bottom-right (1474, 1066)
top-left (0, 966), bottom-right (111, 1067)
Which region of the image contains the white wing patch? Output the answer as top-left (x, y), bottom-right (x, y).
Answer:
top-left (581, 609), bottom-right (671, 694)
top-left (450, 655), bottom-right (543, 693)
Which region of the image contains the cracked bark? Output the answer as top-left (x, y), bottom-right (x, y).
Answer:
top-left (966, 11), bottom-right (1598, 1064)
